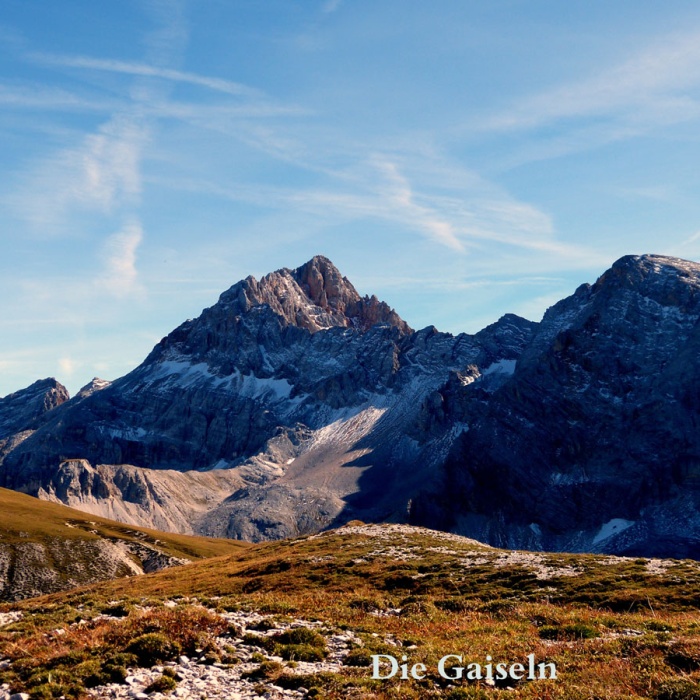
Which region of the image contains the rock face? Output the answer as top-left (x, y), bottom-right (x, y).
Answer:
top-left (2, 253), bottom-right (700, 558)
top-left (0, 256), bottom-right (535, 542)
top-left (0, 378), bottom-right (68, 440)
top-left (412, 255), bottom-right (700, 558)
top-left (0, 536), bottom-right (187, 602)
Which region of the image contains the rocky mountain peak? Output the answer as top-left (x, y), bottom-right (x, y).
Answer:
top-left (219, 255), bottom-right (411, 334)
top-left (0, 378), bottom-right (69, 440)
top-left (291, 255), bottom-right (355, 309)
top-left (592, 254), bottom-right (700, 299)
top-left (76, 377), bottom-right (111, 399)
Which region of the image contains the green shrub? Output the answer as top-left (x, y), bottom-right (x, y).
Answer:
top-left (125, 633), bottom-right (181, 666)
top-left (655, 678), bottom-right (700, 700)
top-left (277, 643), bottom-right (326, 662)
top-left (28, 680), bottom-right (83, 699)
top-left (539, 623), bottom-right (599, 640)
top-left (344, 648), bottom-right (372, 667)
top-left (274, 673), bottom-right (310, 690)
top-left (145, 674), bottom-right (178, 694)
top-left (242, 660), bottom-right (283, 681)
top-left (249, 618), bottom-right (277, 631)
top-left (46, 650), bottom-right (89, 669)
top-left (242, 633), bottom-right (277, 652)
top-left (276, 628), bottom-right (325, 648)
top-left (26, 668), bottom-right (76, 688)
top-left (445, 689), bottom-right (490, 700)
top-left (84, 659), bottom-right (130, 688)
top-left (435, 598), bottom-right (471, 613)
top-left (399, 600), bottom-right (436, 617)
top-left (100, 602), bottom-right (133, 618)
top-left (348, 597), bottom-right (385, 612)
top-left (201, 651), bottom-right (221, 665)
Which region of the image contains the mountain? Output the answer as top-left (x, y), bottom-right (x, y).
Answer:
top-left (0, 255), bottom-right (534, 542)
top-left (412, 254), bottom-right (700, 558)
top-left (1, 253), bottom-right (700, 558)
top-left (0, 487), bottom-right (247, 602)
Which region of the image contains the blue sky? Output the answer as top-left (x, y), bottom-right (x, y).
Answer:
top-left (4, 1), bottom-right (700, 397)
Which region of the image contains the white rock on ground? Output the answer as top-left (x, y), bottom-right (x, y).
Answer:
top-left (87, 606), bottom-right (362, 700)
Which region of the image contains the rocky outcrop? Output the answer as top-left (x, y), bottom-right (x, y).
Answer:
top-left (412, 255), bottom-right (700, 558)
top-left (0, 378), bottom-right (69, 440)
top-left (0, 537), bottom-right (189, 602)
top-left (37, 459), bottom-right (247, 534)
top-left (0, 486), bottom-right (247, 601)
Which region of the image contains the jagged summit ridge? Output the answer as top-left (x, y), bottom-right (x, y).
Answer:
top-left (217, 255), bottom-right (411, 334)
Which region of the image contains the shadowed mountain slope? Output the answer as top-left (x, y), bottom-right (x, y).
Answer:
top-left (412, 255), bottom-right (700, 558)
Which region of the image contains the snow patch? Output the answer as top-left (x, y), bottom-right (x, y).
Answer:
top-left (155, 361), bottom-right (230, 387)
top-left (233, 370), bottom-right (294, 400)
top-left (106, 427), bottom-right (147, 440)
top-left (150, 360), bottom-right (299, 403)
top-left (592, 518), bottom-right (635, 545)
top-left (482, 359), bottom-right (516, 376)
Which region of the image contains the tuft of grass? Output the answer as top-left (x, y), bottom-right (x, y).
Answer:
top-left (125, 632), bottom-right (181, 666)
top-left (538, 622), bottom-right (600, 640)
top-left (145, 674), bottom-right (178, 694)
top-left (655, 678), bottom-right (700, 700)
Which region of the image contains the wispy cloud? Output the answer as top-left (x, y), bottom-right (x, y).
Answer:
top-left (480, 29), bottom-right (700, 135)
top-left (161, 148), bottom-right (608, 272)
top-left (30, 53), bottom-right (262, 98)
top-left (8, 113), bottom-right (147, 228)
top-left (322, 0), bottom-right (343, 14)
top-left (58, 356), bottom-right (77, 377)
top-left (0, 84), bottom-right (118, 112)
top-left (374, 159), bottom-right (465, 251)
top-left (98, 220), bottom-right (144, 298)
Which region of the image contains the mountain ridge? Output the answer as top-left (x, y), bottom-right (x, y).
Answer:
top-left (2, 253), bottom-right (700, 557)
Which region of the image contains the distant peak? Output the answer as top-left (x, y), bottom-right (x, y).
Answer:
top-left (3, 377), bottom-right (69, 402)
top-left (290, 256), bottom-right (358, 313)
top-left (77, 377), bottom-right (111, 399)
top-left (593, 254), bottom-right (700, 295)
top-left (220, 256), bottom-right (412, 335)
top-left (0, 377), bottom-right (69, 439)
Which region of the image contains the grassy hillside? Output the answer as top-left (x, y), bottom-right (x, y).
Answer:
top-left (0, 487), bottom-right (247, 559)
top-left (0, 487), bottom-right (248, 601)
top-left (2, 523), bottom-right (700, 698)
